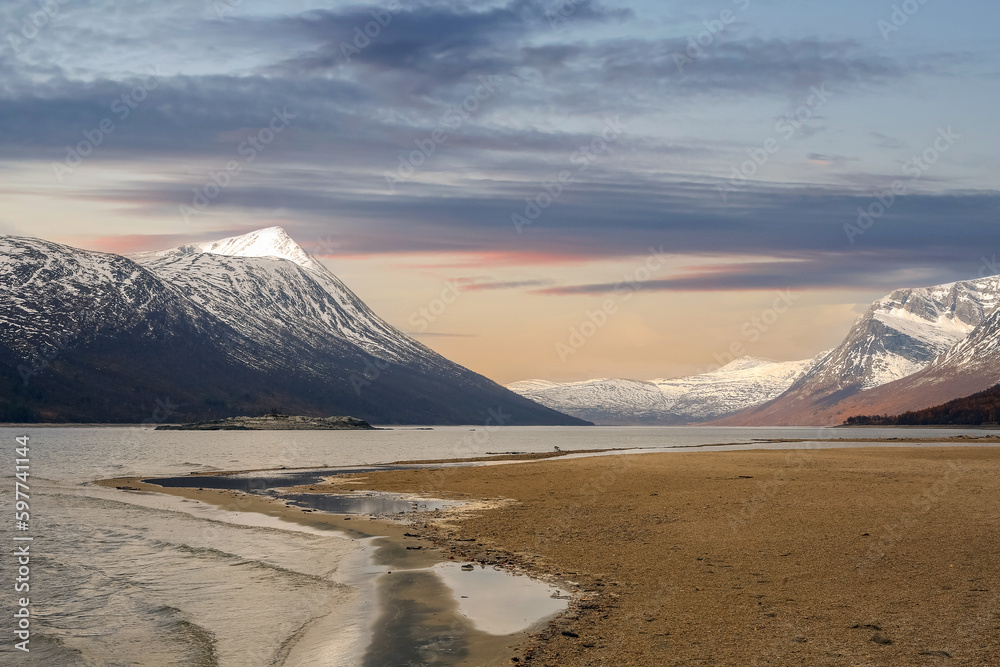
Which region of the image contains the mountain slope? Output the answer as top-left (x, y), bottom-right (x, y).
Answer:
top-left (719, 277), bottom-right (1000, 426)
top-left (508, 357), bottom-right (815, 425)
top-left (844, 384), bottom-right (1000, 426)
top-left (132, 227), bottom-right (424, 362)
top-left (0, 236), bottom-right (280, 422)
top-left (1, 230), bottom-right (589, 425)
top-left (815, 305), bottom-right (1000, 423)
top-left (508, 377), bottom-right (675, 425)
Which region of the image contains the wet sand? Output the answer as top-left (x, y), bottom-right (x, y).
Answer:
top-left (324, 446), bottom-right (1000, 666)
top-left (94, 477), bottom-right (553, 667)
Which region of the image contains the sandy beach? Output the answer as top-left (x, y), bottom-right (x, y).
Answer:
top-left (95, 475), bottom-right (559, 667)
top-left (104, 444), bottom-right (1000, 665)
top-left (315, 446), bottom-right (1000, 666)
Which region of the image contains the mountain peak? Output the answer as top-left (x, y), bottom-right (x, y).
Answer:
top-left (197, 227), bottom-right (317, 270)
top-left (714, 356), bottom-right (774, 373)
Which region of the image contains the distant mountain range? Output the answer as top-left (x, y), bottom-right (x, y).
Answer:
top-left (508, 357), bottom-right (816, 425)
top-left (510, 276), bottom-right (1000, 426)
top-left (721, 276), bottom-right (1000, 425)
top-left (9, 226), bottom-right (997, 427)
top-left (0, 227), bottom-right (589, 425)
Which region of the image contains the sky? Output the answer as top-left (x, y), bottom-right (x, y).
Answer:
top-left (2, 0), bottom-right (999, 384)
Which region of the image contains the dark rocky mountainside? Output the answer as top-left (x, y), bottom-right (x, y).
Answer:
top-left (719, 277), bottom-right (1000, 425)
top-left (0, 229), bottom-right (589, 426)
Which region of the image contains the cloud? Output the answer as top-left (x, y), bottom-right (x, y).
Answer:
top-left (589, 37), bottom-right (913, 97)
top-left (265, 0), bottom-right (633, 82)
top-left (807, 152), bottom-right (857, 166)
top-left (870, 131), bottom-right (908, 151)
top-left (533, 256), bottom-right (909, 293)
top-left (2, 0), bottom-right (996, 302)
top-left (76, 167), bottom-right (1000, 291)
top-left (0, 0), bottom-right (954, 168)
top-left (462, 278), bottom-right (557, 291)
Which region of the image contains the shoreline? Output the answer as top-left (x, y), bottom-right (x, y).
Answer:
top-left (94, 474), bottom-right (568, 666)
top-left (275, 444), bottom-right (1000, 665)
top-left (101, 440), bottom-right (1000, 665)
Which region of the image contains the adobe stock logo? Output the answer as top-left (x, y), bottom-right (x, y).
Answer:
top-left (6, 0), bottom-right (72, 54)
top-left (384, 76), bottom-right (505, 193)
top-left (844, 126), bottom-right (959, 244)
top-left (338, 1), bottom-right (403, 63)
top-left (717, 85), bottom-right (833, 202)
top-left (704, 290), bottom-right (799, 373)
top-left (51, 68), bottom-right (160, 182)
top-left (877, 0), bottom-right (930, 40)
top-left (408, 281), bottom-right (464, 333)
top-left (671, 0), bottom-right (753, 73)
top-left (179, 107), bottom-right (297, 223)
top-left (512, 116), bottom-right (626, 233)
top-left (555, 247), bottom-right (669, 363)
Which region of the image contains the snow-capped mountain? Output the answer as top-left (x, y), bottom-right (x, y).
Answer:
top-left (508, 357), bottom-right (815, 425)
top-left (720, 276), bottom-right (1000, 425)
top-left (507, 377), bottom-right (676, 425)
top-left (131, 227), bottom-right (431, 368)
top-left (0, 235), bottom-right (269, 422)
top-left (511, 275), bottom-right (1000, 426)
top-left (799, 301), bottom-right (1000, 423)
top-left (196, 226), bottom-right (320, 269)
top-left (0, 229), bottom-right (589, 425)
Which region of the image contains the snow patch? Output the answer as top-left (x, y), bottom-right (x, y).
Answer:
top-left (196, 227), bottom-right (318, 270)
top-left (508, 358), bottom-right (815, 424)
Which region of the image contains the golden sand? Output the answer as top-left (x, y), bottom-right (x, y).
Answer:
top-left (332, 447), bottom-right (1000, 666)
top-left (102, 445), bottom-right (1000, 665)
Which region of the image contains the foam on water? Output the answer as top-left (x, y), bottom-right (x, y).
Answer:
top-left (0, 478), bottom-right (368, 666)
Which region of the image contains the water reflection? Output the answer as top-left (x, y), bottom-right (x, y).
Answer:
top-left (285, 492), bottom-right (455, 515)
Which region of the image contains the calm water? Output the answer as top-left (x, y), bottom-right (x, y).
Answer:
top-left (0, 425), bottom-right (994, 665)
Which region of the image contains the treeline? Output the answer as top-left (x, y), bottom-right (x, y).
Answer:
top-left (844, 384), bottom-right (1000, 426)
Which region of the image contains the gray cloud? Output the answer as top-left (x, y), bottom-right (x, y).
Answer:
top-left (264, 0), bottom-right (632, 81)
top-left (68, 168), bottom-right (1000, 290)
top-left (463, 279), bottom-right (557, 291)
top-left (0, 0), bottom-right (953, 168)
top-left (1, 0), bottom-right (995, 298)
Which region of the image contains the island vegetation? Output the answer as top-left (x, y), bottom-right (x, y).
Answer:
top-left (844, 384), bottom-right (1000, 426)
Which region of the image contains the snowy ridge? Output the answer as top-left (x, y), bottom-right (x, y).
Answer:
top-left (794, 276), bottom-right (1000, 393)
top-left (767, 298), bottom-right (1000, 426)
top-left (132, 228), bottom-right (432, 366)
top-left (914, 302), bottom-right (1000, 378)
top-left (196, 226), bottom-right (319, 270)
top-left (508, 357), bottom-right (815, 425)
top-left (134, 227), bottom-right (320, 270)
top-left (508, 379), bottom-right (563, 392)
top-left (651, 357), bottom-right (818, 419)
top-left (1, 229), bottom-right (589, 425)
top-left (514, 275), bottom-right (1000, 426)
top-left (720, 275), bottom-right (1000, 425)
top-left (0, 236), bottom-right (202, 359)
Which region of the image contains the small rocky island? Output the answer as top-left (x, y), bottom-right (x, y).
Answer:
top-left (155, 414), bottom-right (375, 431)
